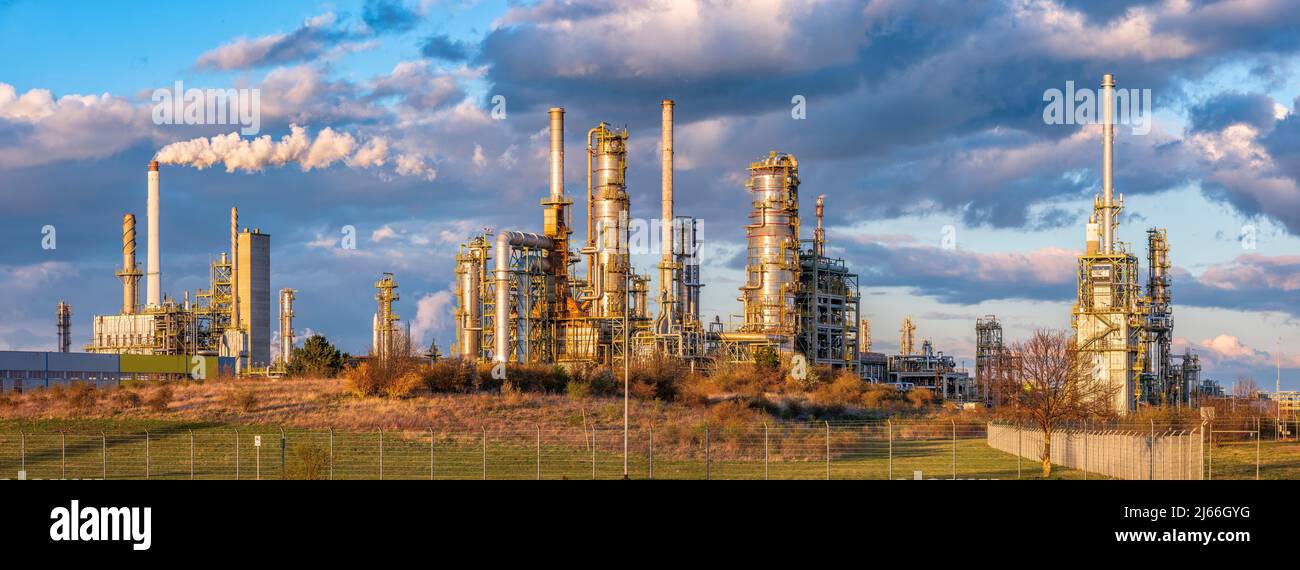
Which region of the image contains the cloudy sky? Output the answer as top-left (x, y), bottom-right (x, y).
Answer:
top-left (1, 0), bottom-right (1298, 390)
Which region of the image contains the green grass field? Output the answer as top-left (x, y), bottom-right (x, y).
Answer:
top-left (0, 419), bottom-right (1109, 480)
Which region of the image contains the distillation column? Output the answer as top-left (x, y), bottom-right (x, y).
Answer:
top-left (584, 123), bottom-right (630, 317)
top-left (455, 237), bottom-right (488, 361)
top-left (56, 302), bottom-right (71, 353)
top-left (374, 273), bottom-right (400, 358)
top-left (740, 153), bottom-right (801, 337)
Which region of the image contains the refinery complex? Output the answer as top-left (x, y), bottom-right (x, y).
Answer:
top-left (2, 75), bottom-right (1227, 415)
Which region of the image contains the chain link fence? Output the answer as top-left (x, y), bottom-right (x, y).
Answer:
top-left (0, 419), bottom-right (1292, 480)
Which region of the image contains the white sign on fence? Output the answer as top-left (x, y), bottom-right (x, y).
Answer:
top-left (254, 436), bottom-right (262, 448)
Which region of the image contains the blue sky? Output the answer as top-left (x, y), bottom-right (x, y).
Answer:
top-left (1, 0), bottom-right (1298, 391)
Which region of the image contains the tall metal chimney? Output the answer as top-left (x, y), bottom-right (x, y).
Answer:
top-left (117, 214), bottom-right (142, 314)
top-left (1101, 74), bottom-right (1115, 253)
top-left (230, 207), bottom-right (240, 330)
top-left (544, 108), bottom-right (571, 307)
top-left (279, 288), bottom-right (296, 365)
top-left (657, 99), bottom-right (678, 331)
top-left (145, 161), bottom-right (161, 307)
top-left (815, 194), bottom-right (826, 256)
top-left (56, 301), bottom-right (71, 353)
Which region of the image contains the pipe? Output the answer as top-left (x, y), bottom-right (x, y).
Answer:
top-left (549, 108), bottom-right (565, 203)
top-left (120, 214), bottom-right (139, 314)
top-left (279, 289), bottom-right (295, 365)
top-left (146, 161), bottom-right (160, 307)
top-left (657, 100), bottom-right (677, 333)
top-left (1101, 74), bottom-right (1115, 253)
top-left (231, 207), bottom-right (241, 331)
top-left (494, 231), bottom-right (555, 364)
top-left (815, 194), bottom-right (826, 256)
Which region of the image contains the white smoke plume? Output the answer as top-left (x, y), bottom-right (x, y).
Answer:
top-left (154, 124), bottom-right (428, 178)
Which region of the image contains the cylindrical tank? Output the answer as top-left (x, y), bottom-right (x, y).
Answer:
top-left (1085, 214), bottom-right (1100, 255)
top-left (589, 123), bottom-right (629, 318)
top-left (455, 238), bottom-right (487, 360)
top-left (279, 289), bottom-right (296, 365)
top-left (741, 152), bottom-right (800, 334)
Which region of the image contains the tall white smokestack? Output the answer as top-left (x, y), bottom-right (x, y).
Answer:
top-left (1101, 74), bottom-right (1115, 253)
top-left (657, 99), bottom-right (677, 332)
top-left (146, 161), bottom-right (161, 307)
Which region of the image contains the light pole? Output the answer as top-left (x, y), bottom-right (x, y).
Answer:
top-left (623, 270), bottom-right (631, 480)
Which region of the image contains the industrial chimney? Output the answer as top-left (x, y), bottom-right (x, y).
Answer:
top-left (279, 288), bottom-right (296, 365)
top-left (145, 161), bottom-right (161, 307)
top-left (230, 207), bottom-right (240, 330)
top-left (117, 214), bottom-right (142, 314)
top-left (657, 99), bottom-right (678, 333)
top-left (56, 301), bottom-right (71, 353)
top-left (1101, 74), bottom-right (1115, 253)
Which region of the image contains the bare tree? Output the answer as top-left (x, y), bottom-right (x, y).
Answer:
top-left (994, 329), bottom-right (1118, 477)
top-left (1231, 376), bottom-right (1259, 399)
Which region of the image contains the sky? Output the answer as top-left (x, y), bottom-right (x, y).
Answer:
top-left (1, 0), bottom-right (1298, 391)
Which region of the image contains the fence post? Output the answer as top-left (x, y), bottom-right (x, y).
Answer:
top-left (189, 429), bottom-right (194, 480)
top-left (591, 429), bottom-right (597, 480)
top-left (280, 428), bottom-right (286, 480)
top-left (101, 431), bottom-right (107, 480)
top-left (379, 429), bottom-right (384, 481)
top-left (887, 420), bottom-right (893, 480)
top-left (1016, 423), bottom-right (1022, 480)
top-left (536, 425), bottom-right (541, 481)
top-left (61, 431), bottom-right (66, 479)
top-left (430, 428), bottom-right (436, 481)
top-left (481, 428), bottom-right (487, 481)
top-left (950, 420), bottom-right (956, 480)
top-left (704, 425), bottom-right (710, 481)
top-left (1256, 429), bottom-right (1261, 481)
top-left (825, 421), bottom-right (831, 481)
top-left (328, 428), bottom-right (334, 481)
top-left (1083, 421), bottom-right (1088, 481)
top-left (145, 430), bottom-right (150, 480)
top-left (648, 426), bottom-right (655, 480)
top-left (19, 431), bottom-right (25, 475)
top-left (1149, 419), bottom-right (1154, 481)
top-left (235, 429), bottom-right (240, 481)
top-left (764, 423), bottom-right (770, 481)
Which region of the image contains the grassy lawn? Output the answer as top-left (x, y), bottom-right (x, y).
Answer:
top-left (0, 418), bottom-right (1102, 480)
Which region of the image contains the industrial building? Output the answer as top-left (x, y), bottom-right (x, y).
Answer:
top-left (0, 351), bottom-right (236, 393)
top-left (451, 100), bottom-right (970, 394)
top-left (82, 161), bottom-right (276, 375)
top-left (1069, 74), bottom-right (1218, 414)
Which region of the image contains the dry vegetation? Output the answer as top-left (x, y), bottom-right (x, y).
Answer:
top-left (0, 352), bottom-right (971, 432)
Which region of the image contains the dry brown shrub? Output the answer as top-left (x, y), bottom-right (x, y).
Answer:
top-left (144, 384), bottom-right (173, 412)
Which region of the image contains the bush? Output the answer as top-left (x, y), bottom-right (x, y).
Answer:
top-left (65, 383), bottom-right (99, 414)
top-left (224, 385), bottom-right (258, 412)
top-left (109, 388), bottom-right (142, 409)
top-left (285, 443), bottom-right (330, 480)
top-left (144, 384), bottom-right (173, 412)
top-left (907, 387), bottom-right (934, 409)
top-left (424, 359), bottom-right (477, 393)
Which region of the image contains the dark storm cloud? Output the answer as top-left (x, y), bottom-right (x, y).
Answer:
top-left (1188, 92), bottom-right (1278, 132)
top-left (474, 0), bottom-right (1300, 235)
top-left (420, 33), bottom-right (471, 61)
top-left (363, 0), bottom-right (421, 34)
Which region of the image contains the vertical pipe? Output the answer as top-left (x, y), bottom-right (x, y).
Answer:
top-left (549, 108), bottom-right (565, 203)
top-left (1100, 74), bottom-right (1115, 253)
top-left (815, 195), bottom-right (826, 256)
top-left (146, 161), bottom-right (161, 307)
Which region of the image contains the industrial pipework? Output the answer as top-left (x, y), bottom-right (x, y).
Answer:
top-left (454, 236), bottom-right (489, 361)
top-left (146, 161), bottom-right (161, 308)
top-left (740, 152), bottom-right (801, 335)
top-left (493, 231), bottom-right (555, 364)
top-left (56, 301), bottom-right (71, 353)
top-left (117, 214), bottom-right (142, 314)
